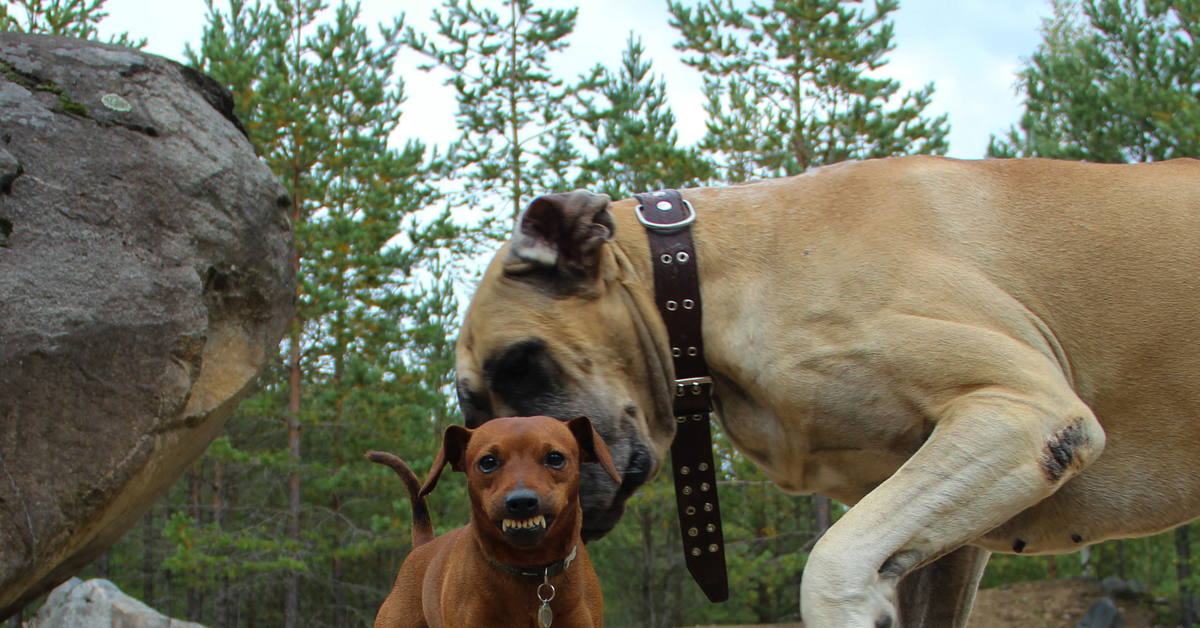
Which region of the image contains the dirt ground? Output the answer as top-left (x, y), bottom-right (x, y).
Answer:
top-left (685, 577), bottom-right (1163, 628)
top-left (971, 577), bottom-right (1159, 628)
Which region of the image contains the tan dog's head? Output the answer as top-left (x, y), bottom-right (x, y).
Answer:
top-left (455, 191), bottom-right (678, 541)
top-left (419, 416), bottom-right (621, 563)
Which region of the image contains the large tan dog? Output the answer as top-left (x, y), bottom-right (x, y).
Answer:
top-left (454, 156), bottom-right (1200, 628)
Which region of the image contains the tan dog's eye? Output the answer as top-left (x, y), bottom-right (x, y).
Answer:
top-left (545, 451), bottom-right (566, 470)
top-left (478, 454), bottom-right (500, 473)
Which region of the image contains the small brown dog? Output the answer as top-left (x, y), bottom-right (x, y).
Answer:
top-left (368, 415), bottom-right (621, 628)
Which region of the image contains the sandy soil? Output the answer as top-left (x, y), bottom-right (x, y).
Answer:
top-left (971, 578), bottom-right (1159, 628)
top-left (685, 577), bottom-right (1164, 628)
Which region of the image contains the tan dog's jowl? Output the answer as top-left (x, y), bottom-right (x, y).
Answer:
top-left (369, 415), bottom-right (621, 628)
top-left (454, 156), bottom-right (1200, 627)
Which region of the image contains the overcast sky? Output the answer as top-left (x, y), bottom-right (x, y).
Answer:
top-left (99, 0), bottom-right (1051, 160)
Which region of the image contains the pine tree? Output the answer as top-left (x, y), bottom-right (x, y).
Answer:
top-left (669, 0), bottom-right (949, 182)
top-left (0, 0), bottom-right (143, 46)
top-left (404, 0), bottom-right (582, 226)
top-left (988, 0), bottom-right (1200, 162)
top-left (575, 34), bottom-right (712, 199)
top-left (126, 1), bottom-right (465, 626)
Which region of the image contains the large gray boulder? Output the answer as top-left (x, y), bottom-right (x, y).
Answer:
top-left (0, 33), bottom-right (294, 618)
top-left (27, 578), bottom-right (206, 628)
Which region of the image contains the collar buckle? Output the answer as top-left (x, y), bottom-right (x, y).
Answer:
top-left (635, 199), bottom-right (697, 231)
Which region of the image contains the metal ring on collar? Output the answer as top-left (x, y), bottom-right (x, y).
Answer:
top-left (635, 199), bottom-right (697, 231)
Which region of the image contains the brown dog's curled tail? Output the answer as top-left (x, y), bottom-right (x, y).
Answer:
top-left (366, 451), bottom-right (435, 548)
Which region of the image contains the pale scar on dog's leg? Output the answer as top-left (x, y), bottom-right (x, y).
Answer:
top-left (799, 392), bottom-right (1104, 628)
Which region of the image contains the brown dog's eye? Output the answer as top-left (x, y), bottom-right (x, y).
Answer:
top-left (478, 454), bottom-right (500, 473)
top-left (545, 451), bottom-right (566, 469)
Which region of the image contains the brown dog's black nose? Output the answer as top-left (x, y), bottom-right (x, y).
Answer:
top-left (505, 490), bottom-right (540, 518)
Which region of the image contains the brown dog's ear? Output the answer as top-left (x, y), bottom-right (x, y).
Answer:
top-left (504, 191), bottom-right (614, 277)
top-left (418, 425), bottom-right (472, 498)
top-left (566, 416), bottom-right (622, 484)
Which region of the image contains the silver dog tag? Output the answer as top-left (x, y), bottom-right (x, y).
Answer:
top-left (538, 602), bottom-right (553, 628)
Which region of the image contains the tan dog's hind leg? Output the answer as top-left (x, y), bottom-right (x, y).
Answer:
top-left (800, 390), bottom-right (1104, 628)
top-left (895, 545), bottom-right (990, 628)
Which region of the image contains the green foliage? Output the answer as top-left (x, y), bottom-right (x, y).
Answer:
top-left (404, 0), bottom-right (582, 226)
top-left (0, 0), bottom-right (145, 47)
top-left (590, 425), bottom-right (832, 626)
top-left (574, 35), bottom-right (713, 199)
top-left (989, 0), bottom-right (1200, 162)
top-left (669, 0), bottom-right (949, 182)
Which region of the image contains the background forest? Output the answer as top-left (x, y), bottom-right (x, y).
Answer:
top-left (4, 0), bottom-right (1200, 626)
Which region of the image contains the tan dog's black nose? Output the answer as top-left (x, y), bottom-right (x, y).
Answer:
top-left (505, 490), bottom-right (540, 518)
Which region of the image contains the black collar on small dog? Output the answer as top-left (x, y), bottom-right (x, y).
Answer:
top-left (487, 544), bottom-right (578, 579)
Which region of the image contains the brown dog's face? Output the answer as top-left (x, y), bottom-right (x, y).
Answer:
top-left (455, 192), bottom-right (678, 541)
top-left (420, 416), bottom-right (622, 560)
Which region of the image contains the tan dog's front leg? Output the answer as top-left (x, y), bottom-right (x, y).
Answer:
top-left (800, 390), bottom-right (1104, 628)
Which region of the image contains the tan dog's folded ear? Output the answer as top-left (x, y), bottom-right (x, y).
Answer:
top-left (419, 424), bottom-right (472, 497)
top-left (566, 416), bottom-right (622, 483)
top-left (504, 191), bottom-right (614, 277)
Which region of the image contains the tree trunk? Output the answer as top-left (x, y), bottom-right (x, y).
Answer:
top-left (213, 459), bottom-right (230, 628)
top-left (1116, 539), bottom-right (1126, 579)
top-left (755, 579), bottom-right (771, 623)
top-left (285, 324), bottom-right (302, 628)
top-left (188, 468), bottom-right (203, 623)
top-left (96, 550), bottom-right (110, 579)
top-left (1046, 554), bottom-right (1058, 580)
top-left (815, 494), bottom-right (833, 537)
top-left (332, 493), bottom-right (344, 628)
top-left (641, 509), bottom-right (656, 628)
top-left (669, 523), bottom-right (683, 628)
top-left (1177, 524), bottom-right (1196, 627)
top-left (142, 509), bottom-right (155, 604)
top-left (162, 501), bottom-right (172, 617)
